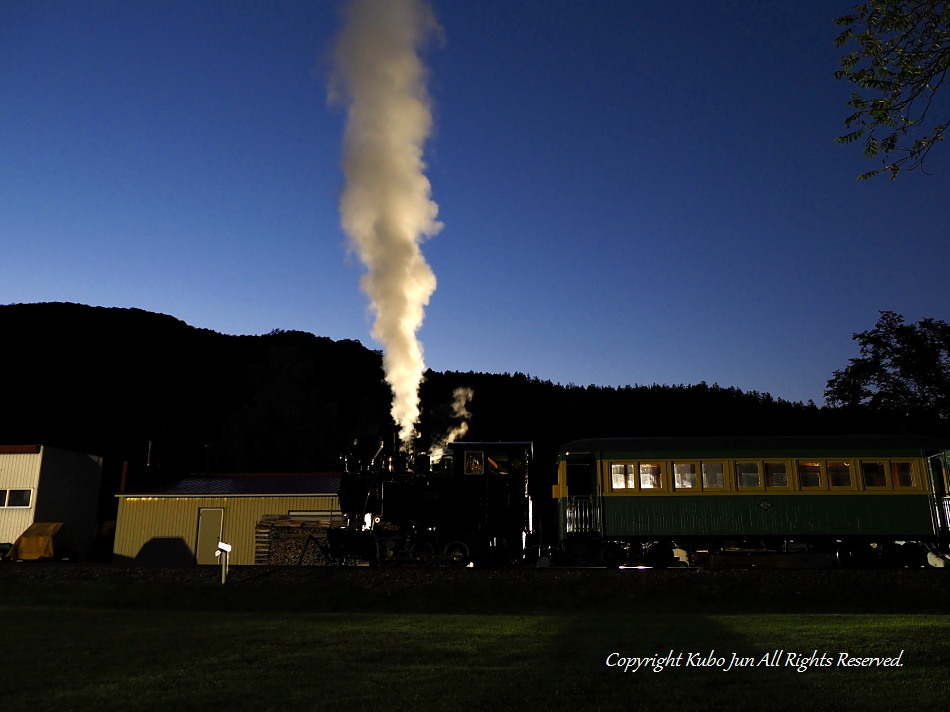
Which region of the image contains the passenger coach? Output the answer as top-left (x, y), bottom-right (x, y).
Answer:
top-left (554, 436), bottom-right (950, 567)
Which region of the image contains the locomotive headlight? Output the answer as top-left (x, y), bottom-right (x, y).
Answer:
top-left (361, 513), bottom-right (383, 531)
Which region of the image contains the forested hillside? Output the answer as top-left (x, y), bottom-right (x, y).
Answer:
top-left (0, 303), bottom-right (388, 480)
top-left (1, 303), bottom-right (896, 488)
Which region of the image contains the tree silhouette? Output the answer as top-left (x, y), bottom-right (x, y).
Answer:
top-left (825, 310), bottom-right (950, 425)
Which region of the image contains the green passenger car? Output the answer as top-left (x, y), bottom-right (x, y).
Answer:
top-left (554, 436), bottom-right (950, 567)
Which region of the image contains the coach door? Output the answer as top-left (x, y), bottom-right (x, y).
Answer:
top-left (564, 453), bottom-right (600, 535)
top-left (931, 453), bottom-right (950, 538)
top-left (196, 508), bottom-right (224, 564)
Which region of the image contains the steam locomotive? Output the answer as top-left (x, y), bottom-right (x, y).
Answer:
top-left (328, 435), bottom-right (950, 568)
top-left (327, 440), bottom-right (536, 566)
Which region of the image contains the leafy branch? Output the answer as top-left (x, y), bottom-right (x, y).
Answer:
top-left (833, 1), bottom-right (950, 179)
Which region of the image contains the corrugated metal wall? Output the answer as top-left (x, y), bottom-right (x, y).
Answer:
top-left (114, 495), bottom-right (341, 565)
top-left (0, 452), bottom-right (42, 544)
top-left (36, 447), bottom-right (103, 556)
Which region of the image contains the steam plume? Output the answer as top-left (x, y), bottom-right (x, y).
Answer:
top-left (330, 0), bottom-right (442, 446)
top-left (429, 386), bottom-right (473, 462)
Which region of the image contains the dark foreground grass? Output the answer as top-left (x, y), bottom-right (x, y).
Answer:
top-left (2, 579), bottom-right (949, 712)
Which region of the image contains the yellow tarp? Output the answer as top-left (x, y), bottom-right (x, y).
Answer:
top-left (4, 522), bottom-right (63, 560)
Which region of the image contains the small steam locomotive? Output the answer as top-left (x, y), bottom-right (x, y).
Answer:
top-left (327, 434), bottom-right (950, 568)
top-left (327, 440), bottom-right (535, 566)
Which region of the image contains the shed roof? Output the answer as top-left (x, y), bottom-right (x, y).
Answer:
top-left (119, 473), bottom-right (341, 497)
top-left (0, 445), bottom-right (41, 454)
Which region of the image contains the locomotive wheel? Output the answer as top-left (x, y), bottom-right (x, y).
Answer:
top-left (375, 538), bottom-right (398, 566)
top-left (643, 541), bottom-right (675, 569)
top-left (599, 542), bottom-right (626, 568)
top-left (443, 541), bottom-right (471, 567)
top-left (412, 542), bottom-right (437, 566)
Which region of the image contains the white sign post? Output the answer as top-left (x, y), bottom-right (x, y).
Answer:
top-left (215, 541), bottom-right (231, 584)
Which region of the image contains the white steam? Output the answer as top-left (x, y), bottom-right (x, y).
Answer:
top-left (429, 386), bottom-right (474, 462)
top-left (330, 0), bottom-right (442, 447)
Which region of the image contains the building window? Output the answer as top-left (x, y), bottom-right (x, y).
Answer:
top-left (860, 461), bottom-right (887, 488)
top-left (701, 462), bottom-right (725, 489)
top-left (735, 462), bottom-right (761, 488)
top-left (673, 463), bottom-right (697, 489)
top-left (891, 461), bottom-right (916, 488)
top-left (764, 462), bottom-right (789, 488)
top-left (3, 489), bottom-right (32, 508)
top-left (828, 461), bottom-right (852, 488)
top-left (639, 463), bottom-right (662, 489)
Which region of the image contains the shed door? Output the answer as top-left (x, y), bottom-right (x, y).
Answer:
top-left (196, 508), bottom-right (224, 564)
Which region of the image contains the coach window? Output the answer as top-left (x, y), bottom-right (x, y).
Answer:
top-left (735, 461), bottom-right (761, 489)
top-left (611, 463), bottom-right (634, 490)
top-left (764, 462), bottom-right (789, 488)
top-left (798, 461), bottom-right (823, 488)
top-left (891, 461), bottom-right (917, 488)
top-left (860, 461), bottom-right (888, 488)
top-left (828, 461), bottom-right (853, 488)
top-left (673, 462), bottom-right (698, 489)
top-left (639, 463), bottom-right (663, 490)
top-left (701, 462), bottom-right (726, 489)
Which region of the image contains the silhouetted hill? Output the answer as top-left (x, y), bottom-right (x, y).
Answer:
top-left (418, 370), bottom-right (862, 475)
top-left (0, 303), bottom-right (389, 480)
top-left (1, 302), bottom-right (891, 489)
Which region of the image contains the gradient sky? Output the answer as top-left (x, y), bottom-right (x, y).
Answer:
top-left (3, 1), bottom-right (948, 407)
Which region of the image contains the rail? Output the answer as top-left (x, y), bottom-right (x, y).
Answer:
top-left (566, 496), bottom-right (600, 534)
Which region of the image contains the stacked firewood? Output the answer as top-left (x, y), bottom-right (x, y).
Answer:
top-left (255, 516), bottom-right (331, 566)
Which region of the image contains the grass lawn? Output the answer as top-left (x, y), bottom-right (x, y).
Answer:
top-left (3, 576), bottom-right (949, 712)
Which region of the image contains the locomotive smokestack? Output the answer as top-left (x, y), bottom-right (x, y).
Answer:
top-left (330, 0), bottom-right (442, 448)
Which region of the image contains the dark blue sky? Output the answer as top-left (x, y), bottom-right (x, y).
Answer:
top-left (3, 1), bottom-right (947, 406)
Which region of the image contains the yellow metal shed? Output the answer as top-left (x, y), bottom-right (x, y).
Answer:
top-left (113, 474), bottom-right (341, 566)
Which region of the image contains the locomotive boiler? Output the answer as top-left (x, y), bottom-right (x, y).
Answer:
top-left (327, 441), bottom-right (535, 566)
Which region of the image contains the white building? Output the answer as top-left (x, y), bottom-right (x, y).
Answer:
top-left (0, 445), bottom-right (103, 559)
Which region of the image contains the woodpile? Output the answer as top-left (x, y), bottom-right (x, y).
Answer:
top-left (255, 515), bottom-right (332, 566)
